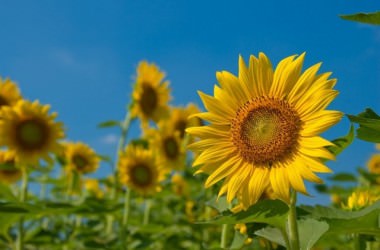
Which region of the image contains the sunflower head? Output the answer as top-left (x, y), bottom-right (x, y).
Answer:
top-left (343, 189), bottom-right (379, 211)
top-left (0, 77), bottom-right (22, 109)
top-left (367, 154), bottom-right (380, 175)
top-left (84, 178), bottom-right (103, 198)
top-left (64, 142), bottom-right (100, 174)
top-left (171, 173), bottom-right (189, 196)
top-left (118, 145), bottom-right (166, 196)
top-left (187, 53), bottom-right (342, 209)
top-left (166, 104), bottom-right (203, 140)
top-left (0, 100), bottom-right (65, 165)
top-left (147, 123), bottom-right (186, 171)
top-left (0, 150), bottom-right (22, 183)
top-left (131, 61), bottom-right (171, 126)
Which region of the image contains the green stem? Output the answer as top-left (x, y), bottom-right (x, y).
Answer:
top-left (122, 188), bottom-right (131, 227)
top-left (220, 224), bottom-right (231, 249)
top-left (288, 189), bottom-right (300, 250)
top-left (280, 228), bottom-right (291, 250)
top-left (143, 199), bottom-right (152, 225)
top-left (16, 168), bottom-right (29, 250)
top-left (106, 112), bottom-right (133, 235)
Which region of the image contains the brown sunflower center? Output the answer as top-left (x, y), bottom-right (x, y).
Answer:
top-left (139, 83), bottom-right (158, 116)
top-left (174, 120), bottom-right (187, 139)
top-left (163, 136), bottom-right (179, 159)
top-left (0, 96), bottom-right (9, 107)
top-left (72, 154), bottom-right (88, 170)
top-left (231, 97), bottom-right (301, 166)
top-left (130, 163), bottom-right (153, 187)
top-left (14, 119), bottom-right (50, 151)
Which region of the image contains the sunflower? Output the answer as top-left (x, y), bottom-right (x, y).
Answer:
top-left (343, 189), bottom-right (379, 211)
top-left (0, 100), bottom-right (65, 165)
top-left (131, 61), bottom-right (171, 126)
top-left (148, 124), bottom-right (186, 171)
top-left (118, 145), bottom-right (166, 195)
top-left (166, 104), bottom-right (203, 139)
top-left (64, 142), bottom-right (100, 174)
top-left (0, 150), bottom-right (22, 183)
top-left (368, 154), bottom-right (380, 174)
top-left (0, 77), bottom-right (22, 109)
top-left (187, 53), bottom-right (342, 208)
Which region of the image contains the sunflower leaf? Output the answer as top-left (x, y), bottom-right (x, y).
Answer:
top-left (230, 230), bottom-right (248, 249)
top-left (254, 226), bottom-right (286, 247)
top-left (328, 172), bottom-right (357, 182)
top-left (197, 199), bottom-right (288, 229)
top-left (298, 219), bottom-right (329, 250)
top-left (340, 11), bottom-right (380, 25)
top-left (325, 125), bottom-right (355, 157)
top-left (300, 200), bottom-right (380, 236)
top-left (347, 108), bottom-right (380, 143)
top-left (97, 120), bottom-right (121, 128)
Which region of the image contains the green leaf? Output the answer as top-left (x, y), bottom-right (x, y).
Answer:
top-left (328, 172), bottom-right (357, 182)
top-left (347, 109), bottom-right (380, 143)
top-left (255, 227), bottom-right (286, 247)
top-left (198, 199), bottom-right (289, 229)
top-left (0, 184), bottom-right (18, 202)
top-left (206, 196), bottom-right (229, 212)
top-left (97, 154), bottom-right (113, 163)
top-left (97, 120), bottom-right (121, 128)
top-left (340, 11), bottom-right (380, 25)
top-left (229, 230), bottom-right (247, 250)
top-left (301, 200), bottom-right (380, 236)
top-left (298, 219), bottom-right (329, 250)
top-left (326, 125), bottom-right (355, 157)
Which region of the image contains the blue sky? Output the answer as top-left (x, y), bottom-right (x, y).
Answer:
top-left (1, 0), bottom-right (379, 204)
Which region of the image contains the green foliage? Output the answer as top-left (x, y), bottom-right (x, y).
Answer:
top-left (326, 124), bottom-right (355, 157)
top-left (301, 200), bottom-right (380, 236)
top-left (348, 108), bottom-right (380, 143)
top-left (97, 120), bottom-right (121, 128)
top-left (200, 199), bottom-right (289, 229)
top-left (340, 11), bottom-right (380, 25)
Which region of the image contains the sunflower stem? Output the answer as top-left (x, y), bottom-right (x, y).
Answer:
top-left (220, 223), bottom-right (231, 249)
top-left (106, 111), bottom-right (134, 235)
top-left (122, 188), bottom-right (131, 227)
top-left (143, 199), bottom-right (152, 225)
top-left (16, 168), bottom-right (28, 250)
top-left (288, 189), bottom-right (300, 250)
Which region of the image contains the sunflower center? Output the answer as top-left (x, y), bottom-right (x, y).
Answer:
top-left (231, 97), bottom-right (301, 166)
top-left (130, 163), bottom-right (153, 187)
top-left (139, 83), bottom-right (158, 116)
top-left (163, 137), bottom-right (179, 159)
top-left (0, 96), bottom-right (9, 107)
top-left (15, 119), bottom-right (49, 150)
top-left (175, 120), bottom-right (187, 139)
top-left (72, 155), bottom-right (88, 170)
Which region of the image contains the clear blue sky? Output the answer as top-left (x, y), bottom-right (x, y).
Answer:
top-left (1, 0), bottom-right (379, 204)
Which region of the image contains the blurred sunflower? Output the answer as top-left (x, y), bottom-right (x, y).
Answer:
top-left (84, 178), bottom-right (103, 198)
top-left (64, 142), bottom-right (100, 174)
top-left (118, 145), bottom-right (165, 195)
top-left (0, 150), bottom-right (21, 183)
top-left (148, 124), bottom-right (186, 171)
top-left (367, 154), bottom-right (380, 174)
top-left (167, 104), bottom-right (203, 139)
top-left (0, 77), bottom-right (22, 109)
top-left (0, 100), bottom-right (65, 165)
top-left (343, 189), bottom-right (379, 211)
top-left (171, 173), bottom-right (189, 196)
top-left (187, 53), bottom-right (342, 208)
top-left (131, 61), bottom-right (171, 126)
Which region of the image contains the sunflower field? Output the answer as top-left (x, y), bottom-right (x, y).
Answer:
top-left (0, 6), bottom-right (380, 250)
